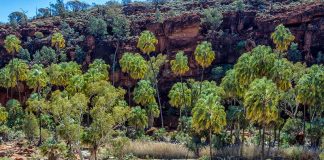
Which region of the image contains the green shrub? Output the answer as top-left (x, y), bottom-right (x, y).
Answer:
top-left (281, 118), bottom-right (303, 145)
top-left (287, 42), bottom-right (302, 62)
top-left (34, 31), bottom-right (44, 39)
top-left (18, 48), bottom-right (31, 61)
top-left (23, 113), bottom-right (39, 143)
top-left (33, 46), bottom-right (57, 66)
top-left (87, 17), bottom-right (107, 37)
top-left (202, 8), bottom-right (223, 30)
top-left (6, 99), bottom-right (25, 129)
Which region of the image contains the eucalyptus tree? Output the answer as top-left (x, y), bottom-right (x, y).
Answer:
top-left (26, 93), bottom-right (49, 146)
top-left (66, 74), bottom-right (86, 95)
top-left (192, 94), bottom-right (226, 159)
top-left (111, 14), bottom-right (130, 85)
top-left (26, 64), bottom-right (49, 145)
top-left (194, 41), bottom-right (215, 93)
top-left (82, 83), bottom-right (130, 160)
top-left (244, 78), bottom-right (280, 160)
top-left (137, 30), bottom-right (164, 127)
top-left (271, 24), bottom-right (295, 54)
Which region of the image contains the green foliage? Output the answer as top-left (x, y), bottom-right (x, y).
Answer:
top-left (168, 82), bottom-right (191, 109)
top-left (37, 8), bottom-right (50, 18)
top-left (0, 105), bottom-right (8, 125)
top-left (33, 46), bottom-right (58, 66)
top-left (194, 41), bottom-right (215, 68)
top-left (26, 64), bottom-right (49, 91)
top-left (84, 59), bottom-right (110, 83)
top-left (111, 136), bottom-right (130, 159)
top-left (51, 32), bottom-right (66, 50)
top-left (244, 78), bottom-right (279, 125)
top-left (133, 80), bottom-right (156, 106)
top-left (34, 31), bottom-right (44, 39)
top-left (287, 42), bottom-right (302, 62)
top-left (155, 9), bottom-right (164, 23)
top-left (271, 24), bottom-right (295, 53)
top-left (0, 67), bottom-right (15, 89)
top-left (120, 53), bottom-right (148, 80)
top-left (296, 65), bottom-right (324, 107)
top-left (137, 31), bottom-right (158, 55)
top-left (232, 0), bottom-right (245, 11)
top-left (144, 54), bottom-right (167, 82)
top-left (281, 118), bottom-right (303, 145)
top-left (211, 64), bottom-right (232, 81)
top-left (66, 0), bottom-right (90, 12)
top-left (8, 11), bottom-right (28, 27)
top-left (75, 45), bottom-right (86, 64)
top-left (316, 51), bottom-right (324, 64)
top-left (4, 35), bottom-right (21, 55)
top-left (5, 99), bottom-right (24, 129)
top-left (50, 0), bottom-right (66, 17)
top-left (23, 113), bottom-right (39, 142)
top-left (111, 14), bottom-right (130, 41)
top-left (7, 58), bottom-right (29, 82)
top-left (87, 17), bottom-right (107, 37)
top-left (170, 51), bottom-right (189, 76)
top-left (202, 8), bottom-right (223, 30)
top-left (47, 62), bottom-right (82, 87)
top-left (18, 48), bottom-right (31, 61)
top-left (192, 95), bottom-right (226, 134)
top-left (129, 106), bottom-right (148, 130)
top-left (40, 139), bottom-right (67, 159)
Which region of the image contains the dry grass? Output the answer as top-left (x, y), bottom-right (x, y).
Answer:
top-left (124, 141), bottom-right (320, 159)
top-left (125, 141), bottom-right (195, 159)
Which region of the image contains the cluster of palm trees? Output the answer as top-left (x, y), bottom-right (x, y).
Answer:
top-left (0, 23), bottom-right (322, 160)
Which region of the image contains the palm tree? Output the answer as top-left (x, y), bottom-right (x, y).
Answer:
top-left (271, 24), bottom-right (295, 54)
top-left (0, 67), bottom-right (15, 99)
top-left (168, 82), bottom-right (191, 129)
top-left (119, 52), bottom-right (148, 104)
top-left (137, 30), bottom-right (164, 127)
top-left (7, 59), bottom-right (29, 100)
top-left (26, 64), bottom-right (49, 146)
top-left (51, 32), bottom-right (66, 53)
top-left (192, 94), bottom-right (226, 160)
top-left (4, 35), bottom-right (22, 98)
top-left (194, 41), bottom-right (215, 94)
top-left (244, 78), bottom-right (279, 160)
top-left (296, 65), bottom-right (324, 146)
top-left (129, 106), bottom-right (148, 131)
top-left (170, 51), bottom-right (190, 114)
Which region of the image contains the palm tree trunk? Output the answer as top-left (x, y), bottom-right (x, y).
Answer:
top-left (148, 57), bottom-right (163, 127)
top-left (261, 125), bottom-right (265, 160)
top-left (303, 104), bottom-right (306, 146)
top-left (127, 75), bottom-right (131, 105)
top-left (37, 84), bottom-right (42, 146)
top-left (209, 128), bottom-right (213, 160)
top-left (199, 67), bottom-right (205, 95)
top-left (241, 127), bottom-right (244, 156)
top-left (112, 42), bottom-right (119, 86)
top-left (267, 129), bottom-right (271, 157)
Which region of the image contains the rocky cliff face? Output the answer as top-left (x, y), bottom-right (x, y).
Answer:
top-left (0, 2), bottom-right (323, 106)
